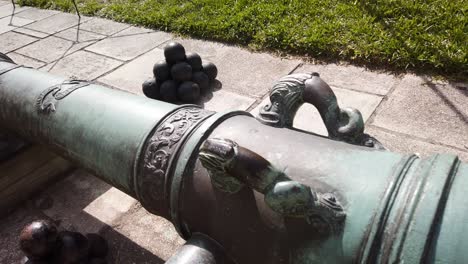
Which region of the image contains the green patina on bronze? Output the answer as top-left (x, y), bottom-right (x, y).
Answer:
top-left (1, 54), bottom-right (468, 264)
top-left (199, 138), bottom-right (346, 237)
top-left (258, 73), bottom-right (381, 149)
top-left (198, 138), bottom-right (244, 193)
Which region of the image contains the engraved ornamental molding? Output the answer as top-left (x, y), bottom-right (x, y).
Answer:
top-left (136, 107), bottom-right (214, 214)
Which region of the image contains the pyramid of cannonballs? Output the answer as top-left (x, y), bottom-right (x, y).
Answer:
top-left (142, 42), bottom-right (218, 103)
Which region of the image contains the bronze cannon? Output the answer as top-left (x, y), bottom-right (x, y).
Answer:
top-left (1, 53), bottom-right (467, 264)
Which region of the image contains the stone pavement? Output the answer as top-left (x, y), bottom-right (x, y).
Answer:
top-left (0, 3), bottom-right (467, 263)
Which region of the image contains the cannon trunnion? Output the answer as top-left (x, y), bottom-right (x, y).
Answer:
top-left (0, 55), bottom-right (467, 264)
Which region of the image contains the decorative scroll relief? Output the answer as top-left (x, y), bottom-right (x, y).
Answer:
top-left (36, 79), bottom-right (90, 114)
top-left (137, 107), bottom-right (214, 213)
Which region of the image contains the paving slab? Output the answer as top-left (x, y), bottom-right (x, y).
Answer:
top-left (170, 37), bottom-right (228, 60)
top-left (16, 35), bottom-right (94, 63)
top-left (13, 26), bottom-right (49, 38)
top-left (98, 47), bottom-right (165, 93)
top-left (98, 46), bottom-right (256, 111)
top-left (371, 74), bottom-right (468, 149)
top-left (0, 31), bottom-right (37, 53)
top-left (0, 195), bottom-right (182, 263)
top-left (33, 169), bottom-right (183, 261)
top-left (295, 63), bottom-right (400, 96)
top-left (108, 205), bottom-right (185, 262)
top-left (47, 50), bottom-right (123, 80)
top-left (252, 86), bottom-right (382, 136)
top-left (201, 89), bottom-right (256, 112)
top-left (25, 12), bottom-right (90, 34)
top-left (5, 52), bottom-right (45, 68)
top-left (0, 3), bottom-right (30, 18)
top-left (86, 26), bottom-right (173, 61)
top-left (366, 126), bottom-right (468, 162)
top-left (15, 7), bottom-right (58, 20)
top-left (0, 15), bottom-right (33, 34)
top-left (55, 26), bottom-right (106, 42)
top-left (173, 37), bottom-right (301, 98)
top-left (32, 170), bottom-right (132, 233)
top-left (82, 187), bottom-right (138, 227)
top-left (79, 17), bottom-right (130, 36)
top-left (0, 0), bottom-right (9, 6)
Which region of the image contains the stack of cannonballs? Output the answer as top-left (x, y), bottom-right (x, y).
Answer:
top-left (19, 220), bottom-right (108, 264)
top-left (142, 42), bottom-right (218, 103)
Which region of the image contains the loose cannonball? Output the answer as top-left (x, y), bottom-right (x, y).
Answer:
top-left (177, 81), bottom-right (200, 103)
top-left (185, 52), bottom-right (202, 71)
top-left (160, 80), bottom-right (178, 102)
top-left (86, 234), bottom-right (108, 258)
top-left (55, 231), bottom-right (89, 264)
top-left (20, 256), bottom-right (49, 264)
top-left (19, 220), bottom-right (58, 259)
top-left (164, 42), bottom-right (186, 65)
top-left (171, 62), bottom-right (192, 82)
top-left (142, 78), bottom-right (160, 99)
top-left (152, 60), bottom-right (170, 81)
top-left (201, 62), bottom-right (218, 81)
top-left (191, 72), bottom-right (210, 93)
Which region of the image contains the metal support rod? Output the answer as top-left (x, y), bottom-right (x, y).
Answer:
top-left (165, 233), bottom-right (233, 264)
top-left (71, 0), bottom-right (81, 42)
top-left (9, 0), bottom-right (15, 26)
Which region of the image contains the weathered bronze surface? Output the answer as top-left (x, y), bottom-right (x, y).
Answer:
top-left (137, 106), bottom-right (214, 216)
top-left (258, 73), bottom-right (383, 149)
top-left (1, 54), bottom-right (467, 264)
top-left (36, 80), bottom-right (90, 114)
top-left (199, 138), bottom-right (346, 236)
top-left (0, 132), bottom-right (26, 161)
top-left (165, 233), bottom-right (234, 264)
top-left (0, 55), bottom-right (74, 215)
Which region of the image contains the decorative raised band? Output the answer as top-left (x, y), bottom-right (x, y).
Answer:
top-left (136, 106), bottom-right (214, 216)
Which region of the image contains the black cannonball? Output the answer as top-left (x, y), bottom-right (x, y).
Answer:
top-left (142, 78), bottom-right (160, 99)
top-left (171, 62), bottom-right (192, 82)
top-left (164, 42), bottom-right (186, 65)
top-left (159, 80), bottom-right (178, 102)
top-left (86, 234), bottom-right (108, 258)
top-left (191, 71), bottom-right (210, 93)
top-left (20, 256), bottom-right (49, 264)
top-left (177, 81), bottom-right (200, 103)
top-left (88, 258), bottom-right (107, 264)
top-left (54, 231), bottom-right (89, 264)
top-left (19, 220), bottom-right (58, 259)
top-left (201, 62), bottom-right (218, 81)
top-left (152, 60), bottom-right (170, 81)
top-left (185, 52), bottom-right (202, 71)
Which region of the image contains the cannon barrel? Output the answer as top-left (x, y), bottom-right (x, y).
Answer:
top-left (1, 56), bottom-right (467, 264)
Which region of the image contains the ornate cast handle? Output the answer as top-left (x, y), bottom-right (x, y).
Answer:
top-left (199, 138), bottom-right (346, 236)
top-left (257, 73), bottom-right (383, 149)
